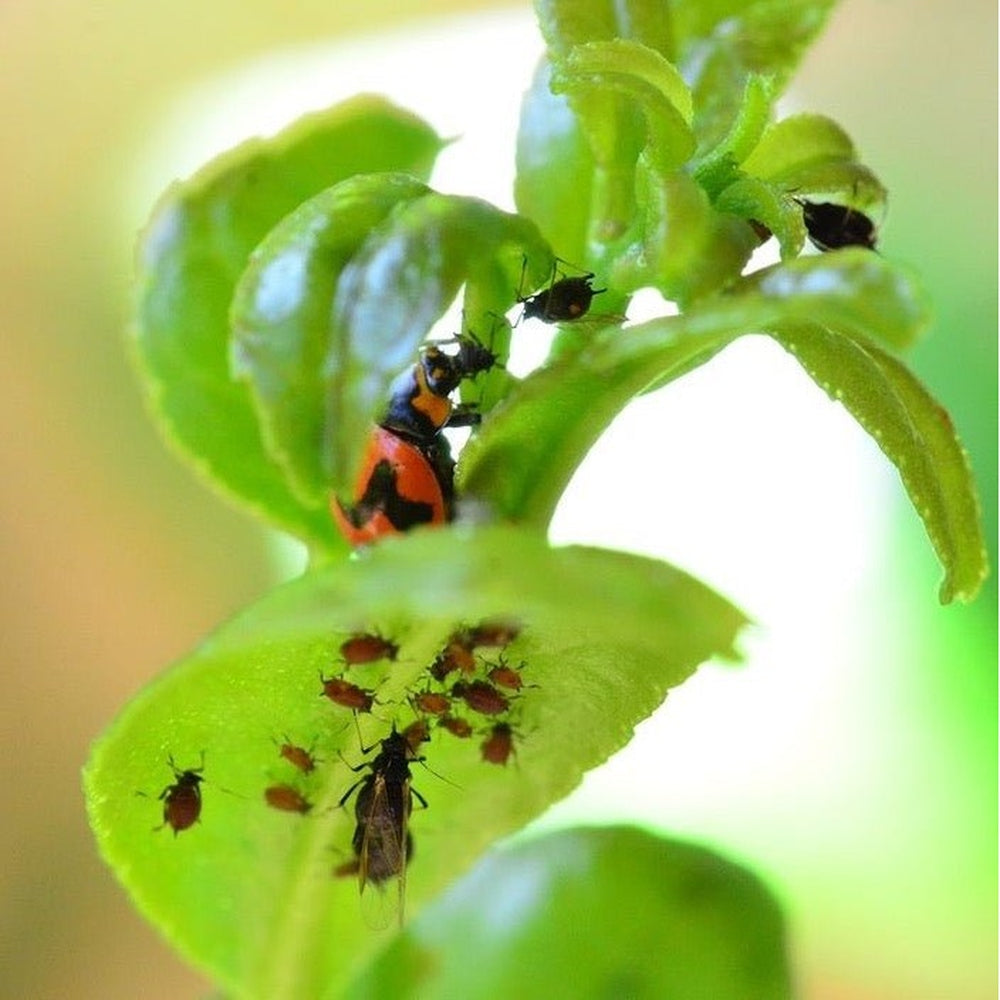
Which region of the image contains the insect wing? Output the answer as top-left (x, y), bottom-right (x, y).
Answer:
top-left (356, 773), bottom-right (410, 928)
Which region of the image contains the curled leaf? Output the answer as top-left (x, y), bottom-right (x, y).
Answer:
top-left (132, 97), bottom-right (444, 548)
top-left (772, 324), bottom-right (989, 602)
top-left (230, 174), bottom-right (432, 505)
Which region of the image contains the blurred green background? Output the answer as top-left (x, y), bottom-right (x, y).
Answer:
top-left (0, 2), bottom-right (994, 998)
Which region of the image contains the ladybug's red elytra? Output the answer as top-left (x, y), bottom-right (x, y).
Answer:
top-left (331, 428), bottom-right (453, 547)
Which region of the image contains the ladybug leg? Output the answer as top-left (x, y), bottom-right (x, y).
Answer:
top-left (444, 405), bottom-right (481, 430)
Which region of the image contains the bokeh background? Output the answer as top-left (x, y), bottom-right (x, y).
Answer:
top-left (0, 1), bottom-right (994, 998)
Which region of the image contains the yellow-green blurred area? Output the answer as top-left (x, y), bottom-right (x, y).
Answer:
top-left (1, 2), bottom-right (994, 998)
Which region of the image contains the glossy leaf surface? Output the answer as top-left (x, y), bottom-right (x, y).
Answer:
top-left (346, 826), bottom-right (793, 1000)
top-left (230, 174), bottom-right (432, 506)
top-left (85, 526), bottom-right (748, 998)
top-left (133, 97), bottom-right (444, 548)
top-left (460, 251), bottom-right (989, 603)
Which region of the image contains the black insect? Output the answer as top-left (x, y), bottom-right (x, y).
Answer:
top-left (336, 730), bottom-right (427, 925)
top-left (517, 258), bottom-right (606, 324)
top-left (155, 754), bottom-right (205, 835)
top-left (797, 199), bottom-right (878, 252)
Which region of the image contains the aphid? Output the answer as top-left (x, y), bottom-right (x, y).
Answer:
top-left (340, 632), bottom-right (399, 666)
top-left (264, 783), bottom-right (312, 814)
top-left (402, 718), bottom-right (431, 753)
top-left (337, 730), bottom-right (427, 925)
top-left (321, 674), bottom-right (375, 713)
top-left (487, 661), bottom-right (525, 692)
top-left (796, 199), bottom-right (878, 252)
top-left (278, 739), bottom-right (318, 774)
top-left (480, 723), bottom-right (516, 766)
top-left (430, 637), bottom-right (477, 681)
top-left (438, 715), bottom-right (473, 739)
top-left (156, 754), bottom-right (205, 835)
top-left (380, 335), bottom-right (498, 445)
top-left (467, 618), bottom-right (521, 649)
top-left (452, 679), bottom-right (510, 716)
top-left (411, 690), bottom-right (451, 717)
top-left (517, 258), bottom-right (606, 324)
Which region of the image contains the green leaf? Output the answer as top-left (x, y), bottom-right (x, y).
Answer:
top-left (771, 324), bottom-right (989, 602)
top-left (462, 252), bottom-right (931, 527)
top-left (515, 60), bottom-right (595, 264)
top-left (692, 73), bottom-right (775, 197)
top-left (741, 112), bottom-right (856, 179)
top-left (736, 250), bottom-right (927, 349)
top-left (229, 174), bottom-right (432, 506)
top-left (345, 827), bottom-right (793, 999)
top-left (740, 112), bottom-right (887, 215)
top-left (132, 96), bottom-right (444, 548)
top-left (534, 0), bottom-right (676, 59)
top-left (617, 170), bottom-right (759, 304)
top-left (322, 194), bottom-right (551, 493)
top-left (678, 0), bottom-right (838, 152)
top-left (465, 251), bottom-right (985, 602)
top-left (551, 41), bottom-right (696, 175)
top-left (560, 39), bottom-right (694, 125)
top-left (715, 175), bottom-right (807, 259)
top-left (84, 526), bottom-right (748, 999)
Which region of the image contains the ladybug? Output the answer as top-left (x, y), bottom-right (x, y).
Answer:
top-left (517, 258), bottom-right (606, 324)
top-left (332, 334), bottom-right (498, 549)
top-left (796, 199), bottom-right (878, 252)
top-left (331, 428), bottom-right (453, 547)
